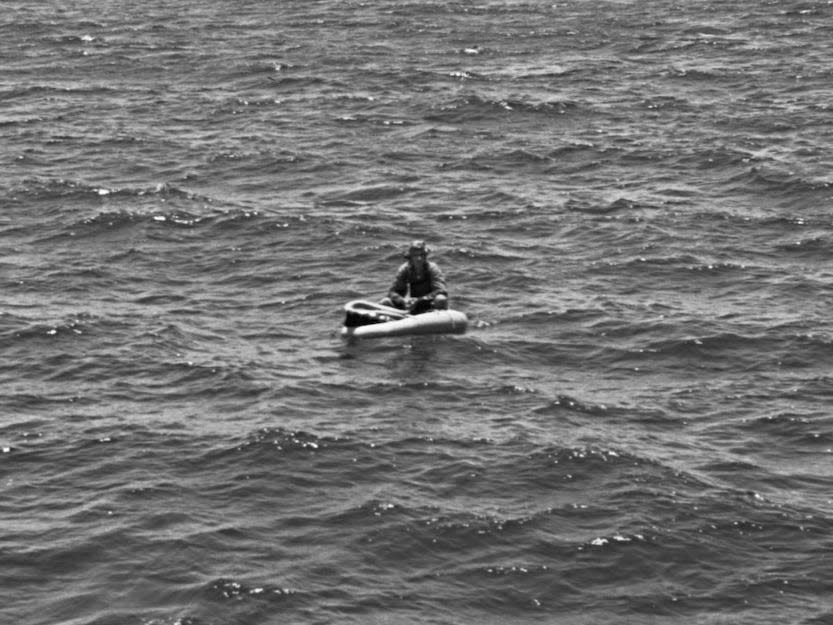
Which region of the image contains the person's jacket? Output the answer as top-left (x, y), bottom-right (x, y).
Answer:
top-left (387, 260), bottom-right (447, 304)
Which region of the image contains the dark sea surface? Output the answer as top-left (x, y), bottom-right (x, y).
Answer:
top-left (2, 1), bottom-right (833, 623)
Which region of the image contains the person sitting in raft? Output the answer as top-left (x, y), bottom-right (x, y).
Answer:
top-left (381, 240), bottom-right (449, 314)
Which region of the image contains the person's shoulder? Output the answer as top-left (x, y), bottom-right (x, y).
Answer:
top-left (396, 261), bottom-right (410, 273)
top-left (427, 260), bottom-right (443, 272)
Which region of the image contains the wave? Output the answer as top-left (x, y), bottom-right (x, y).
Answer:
top-left (566, 195), bottom-right (662, 214)
top-left (774, 235), bottom-right (833, 260)
top-left (425, 94), bottom-right (578, 124)
top-left (2, 187), bottom-right (304, 243)
top-left (607, 325), bottom-right (833, 371)
top-left (4, 177), bottom-right (216, 211)
top-left (0, 83), bottom-right (118, 102)
top-left (215, 428), bottom-right (667, 491)
top-left (737, 412), bottom-right (833, 448)
top-left (183, 434), bottom-right (829, 616)
top-left (1, 314), bottom-right (93, 344)
top-left (741, 165), bottom-right (833, 196)
top-left (532, 394), bottom-right (613, 417)
top-left (318, 184), bottom-right (419, 206)
top-left (4, 409), bottom-right (830, 621)
top-left (679, 209), bottom-right (831, 232)
top-left (479, 305), bottom-right (833, 374)
top-left (207, 578), bottom-right (298, 603)
top-left (603, 257), bottom-right (755, 278)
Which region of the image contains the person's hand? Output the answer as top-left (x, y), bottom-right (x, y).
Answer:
top-left (408, 296), bottom-right (432, 313)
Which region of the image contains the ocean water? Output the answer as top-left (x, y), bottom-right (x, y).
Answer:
top-left (2, 1), bottom-right (833, 624)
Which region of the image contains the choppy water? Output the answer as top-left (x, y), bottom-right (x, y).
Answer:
top-left (2, 1), bottom-right (833, 624)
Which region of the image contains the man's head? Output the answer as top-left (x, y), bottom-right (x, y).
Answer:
top-left (405, 240), bottom-right (430, 262)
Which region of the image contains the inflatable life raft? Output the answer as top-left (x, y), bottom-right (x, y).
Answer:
top-left (340, 300), bottom-right (468, 339)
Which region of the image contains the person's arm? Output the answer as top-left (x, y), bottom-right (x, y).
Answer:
top-left (387, 264), bottom-right (409, 307)
top-left (426, 262), bottom-right (447, 299)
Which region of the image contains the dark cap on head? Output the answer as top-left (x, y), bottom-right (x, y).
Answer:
top-left (404, 240), bottom-right (430, 258)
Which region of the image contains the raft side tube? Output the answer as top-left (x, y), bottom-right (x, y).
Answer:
top-left (341, 305), bottom-right (468, 339)
top-left (342, 299), bottom-right (408, 328)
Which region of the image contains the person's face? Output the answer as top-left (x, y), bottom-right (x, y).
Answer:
top-left (409, 251), bottom-right (426, 267)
